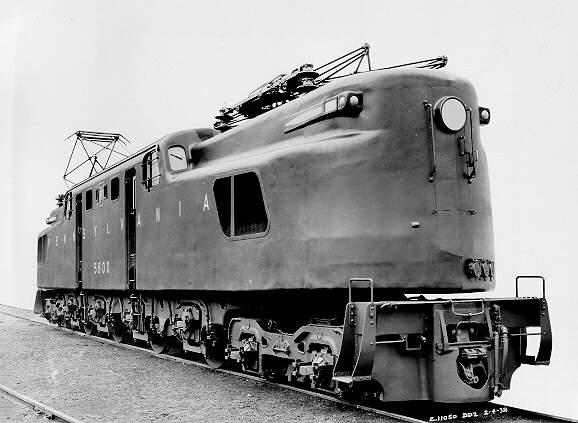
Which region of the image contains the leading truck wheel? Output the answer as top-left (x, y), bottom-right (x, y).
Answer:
top-left (202, 324), bottom-right (226, 369)
top-left (110, 314), bottom-right (127, 343)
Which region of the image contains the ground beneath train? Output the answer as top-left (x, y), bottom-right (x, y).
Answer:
top-left (0, 308), bottom-right (388, 423)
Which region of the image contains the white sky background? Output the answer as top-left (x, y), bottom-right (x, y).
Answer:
top-left (1, 0), bottom-right (577, 418)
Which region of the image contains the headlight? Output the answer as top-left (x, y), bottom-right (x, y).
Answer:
top-left (434, 96), bottom-right (467, 133)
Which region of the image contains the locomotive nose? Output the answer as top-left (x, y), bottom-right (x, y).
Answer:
top-left (425, 87), bottom-right (494, 290)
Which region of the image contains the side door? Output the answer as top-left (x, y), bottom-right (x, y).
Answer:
top-left (125, 168), bottom-right (137, 290)
top-left (428, 87), bottom-right (472, 215)
top-left (74, 193), bottom-right (84, 290)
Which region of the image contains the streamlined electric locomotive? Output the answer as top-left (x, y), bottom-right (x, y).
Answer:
top-left (36, 45), bottom-right (551, 403)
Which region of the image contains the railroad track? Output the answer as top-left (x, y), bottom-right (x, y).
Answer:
top-left (0, 382), bottom-right (82, 423)
top-left (1, 305), bottom-right (575, 423)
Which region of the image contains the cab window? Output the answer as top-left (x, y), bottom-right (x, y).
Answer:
top-left (37, 235), bottom-right (47, 264)
top-left (167, 145), bottom-right (188, 171)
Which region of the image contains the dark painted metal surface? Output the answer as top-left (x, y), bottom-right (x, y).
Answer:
top-left (38, 69), bottom-right (494, 293)
top-left (334, 296), bottom-right (551, 402)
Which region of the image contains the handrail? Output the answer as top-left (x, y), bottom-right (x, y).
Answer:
top-left (515, 275), bottom-right (546, 299)
top-left (423, 102), bottom-right (437, 182)
top-left (348, 278), bottom-right (374, 304)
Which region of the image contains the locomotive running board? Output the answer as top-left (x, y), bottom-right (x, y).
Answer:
top-left (333, 296), bottom-right (552, 402)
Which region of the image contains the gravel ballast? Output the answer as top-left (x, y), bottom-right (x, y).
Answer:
top-left (0, 307), bottom-right (388, 423)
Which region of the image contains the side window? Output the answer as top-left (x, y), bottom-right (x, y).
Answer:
top-left (234, 172), bottom-right (268, 236)
top-left (86, 189), bottom-right (93, 210)
top-left (64, 192), bottom-right (73, 220)
top-left (167, 145), bottom-right (188, 171)
top-left (111, 177), bottom-right (120, 201)
top-left (96, 183), bottom-right (106, 206)
top-left (37, 235), bottom-right (47, 264)
top-left (142, 150), bottom-right (161, 190)
top-left (213, 172), bottom-right (268, 238)
top-left (214, 176), bottom-right (231, 237)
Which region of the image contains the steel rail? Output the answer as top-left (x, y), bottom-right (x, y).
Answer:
top-left (1, 306), bottom-right (576, 423)
top-left (0, 382), bottom-right (83, 423)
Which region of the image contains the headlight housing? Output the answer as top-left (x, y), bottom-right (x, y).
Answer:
top-left (284, 90), bottom-right (363, 133)
top-left (434, 96), bottom-right (467, 133)
top-left (479, 107), bottom-right (491, 125)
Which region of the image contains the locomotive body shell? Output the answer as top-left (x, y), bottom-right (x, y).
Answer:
top-left (38, 69), bottom-right (494, 294)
